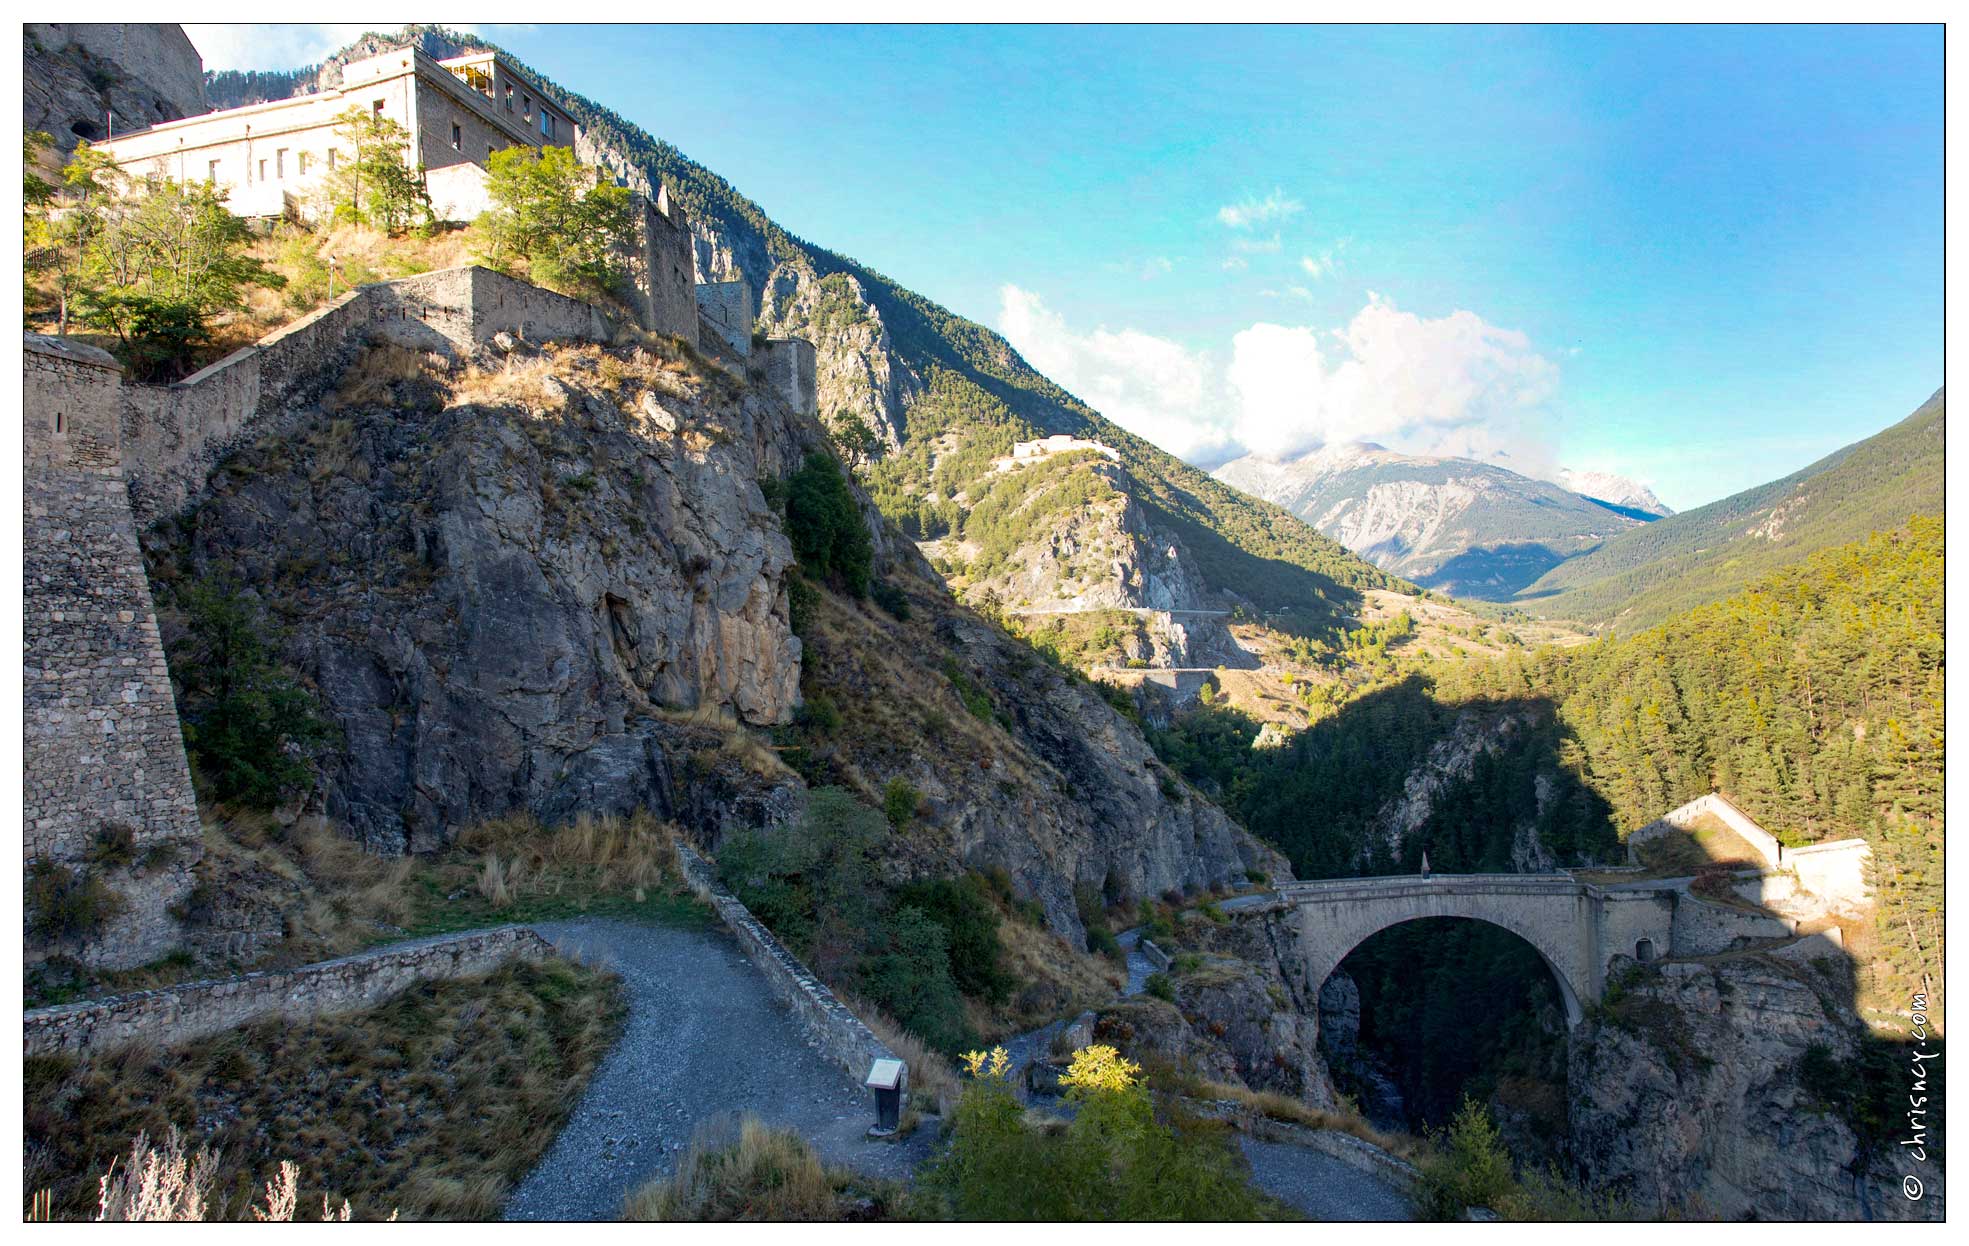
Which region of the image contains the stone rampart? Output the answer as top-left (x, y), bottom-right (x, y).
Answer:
top-left (675, 842), bottom-right (900, 1089)
top-left (1628, 792), bottom-right (1784, 867)
top-left (117, 266), bottom-right (618, 524)
top-left (761, 338), bottom-right (818, 416)
top-left (23, 926), bottom-right (552, 1057)
top-left (697, 280), bottom-right (756, 358)
top-left (23, 336), bottom-right (202, 970)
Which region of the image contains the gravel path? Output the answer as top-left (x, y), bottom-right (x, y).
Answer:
top-left (503, 917), bottom-right (930, 1221)
top-left (1239, 1139), bottom-right (1414, 1221)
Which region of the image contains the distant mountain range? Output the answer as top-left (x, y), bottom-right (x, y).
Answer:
top-left (1212, 444), bottom-right (1669, 600)
top-left (1511, 389), bottom-right (1944, 632)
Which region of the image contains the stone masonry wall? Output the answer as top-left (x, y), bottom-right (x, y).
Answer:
top-left (23, 337), bottom-right (202, 970)
top-left (22, 926), bottom-right (552, 1057)
top-left (118, 266), bottom-right (619, 525)
top-left (676, 842), bottom-right (901, 1090)
top-left (762, 338), bottom-right (818, 416)
top-left (697, 280), bottom-right (756, 358)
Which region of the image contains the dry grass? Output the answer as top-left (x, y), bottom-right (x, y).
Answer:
top-left (622, 1115), bottom-right (898, 1222)
top-left (24, 957), bottom-right (624, 1221)
top-left (326, 343), bottom-right (448, 412)
top-left (448, 350), bottom-right (575, 413)
top-left (840, 993), bottom-right (958, 1115)
top-left (1185, 1076), bottom-right (1426, 1162)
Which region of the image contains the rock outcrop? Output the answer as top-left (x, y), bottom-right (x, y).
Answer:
top-left (149, 343), bottom-right (806, 853)
top-left (1570, 955), bottom-right (1941, 1220)
top-left (756, 264), bottom-right (921, 454)
top-left (1095, 906), bottom-right (1339, 1108)
top-left (24, 24), bottom-right (205, 153)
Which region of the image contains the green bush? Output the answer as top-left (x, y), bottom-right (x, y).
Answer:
top-left (882, 776), bottom-right (921, 831)
top-left (168, 580), bottom-right (331, 808)
top-left (926, 1051), bottom-right (1275, 1220)
top-left (897, 875), bottom-right (1012, 1004)
top-left (718, 788), bottom-right (980, 1054)
top-left (27, 862), bottom-right (124, 942)
top-left (784, 453), bottom-right (872, 597)
top-left (1144, 972), bottom-right (1176, 1003)
top-left (1417, 1098), bottom-right (1518, 1219)
top-left (870, 578), bottom-right (912, 620)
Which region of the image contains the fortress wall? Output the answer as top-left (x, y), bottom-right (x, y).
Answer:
top-left (118, 267), bottom-right (620, 525)
top-left (1787, 839), bottom-right (1871, 906)
top-left (23, 338), bottom-right (201, 969)
top-left (1670, 890), bottom-right (1796, 956)
top-left (762, 338), bottom-right (817, 416)
top-left (23, 926), bottom-right (552, 1057)
top-left (1628, 792), bottom-right (1783, 868)
top-left (1594, 890), bottom-right (1676, 971)
top-left (697, 280), bottom-right (755, 358)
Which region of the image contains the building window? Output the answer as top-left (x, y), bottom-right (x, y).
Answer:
top-left (327, 148), bottom-right (337, 171)
top-left (276, 148), bottom-right (287, 178)
top-left (488, 144), bottom-right (497, 161)
top-left (298, 152), bottom-right (310, 176)
top-left (504, 86), bottom-right (513, 112)
top-left (258, 158), bottom-right (267, 181)
top-left (373, 99), bottom-right (385, 115)
top-left (1635, 938), bottom-right (1656, 963)
top-left (54, 412), bottom-right (65, 435)
top-left (542, 113), bottom-right (554, 139)
top-left (206, 159), bottom-right (220, 182)
top-left (523, 94), bottom-right (532, 119)
top-left (452, 122), bottom-right (462, 151)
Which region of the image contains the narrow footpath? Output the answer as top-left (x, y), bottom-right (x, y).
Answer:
top-left (503, 917), bottom-right (930, 1221)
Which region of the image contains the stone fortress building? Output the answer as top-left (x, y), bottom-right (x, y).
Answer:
top-left (24, 25), bottom-right (824, 970)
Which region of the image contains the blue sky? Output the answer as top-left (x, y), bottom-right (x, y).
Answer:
top-left (194, 24), bottom-right (1942, 511)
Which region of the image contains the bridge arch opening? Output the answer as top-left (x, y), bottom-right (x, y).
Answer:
top-left (1317, 916), bottom-right (1576, 1143)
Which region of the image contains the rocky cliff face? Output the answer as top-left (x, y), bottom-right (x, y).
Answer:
top-left (149, 341), bottom-right (806, 853)
top-left (756, 264), bottom-right (921, 453)
top-left (25, 24), bottom-right (204, 152)
top-left (1570, 956), bottom-right (1940, 1221)
top-left (146, 332), bottom-right (1284, 937)
top-left (963, 460), bottom-right (1214, 616)
top-left (1094, 906), bottom-right (1339, 1108)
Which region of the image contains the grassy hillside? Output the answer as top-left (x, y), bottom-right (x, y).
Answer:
top-left (1512, 390), bottom-right (1942, 631)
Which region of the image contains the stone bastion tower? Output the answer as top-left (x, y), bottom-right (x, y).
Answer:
top-left (23, 335), bottom-right (205, 971)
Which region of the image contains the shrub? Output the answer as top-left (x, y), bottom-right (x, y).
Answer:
top-left (1144, 972), bottom-right (1176, 1003)
top-left (882, 776), bottom-right (921, 831)
top-left (896, 874), bottom-right (1012, 1004)
top-left (27, 862), bottom-right (124, 943)
top-left (623, 1115), bottom-right (894, 1221)
top-left (167, 580), bottom-right (331, 807)
top-left (87, 824), bottom-right (139, 870)
top-left (870, 578), bottom-right (911, 620)
top-left (784, 453), bottom-right (872, 596)
top-left (927, 1044), bottom-right (1275, 1220)
top-left (785, 571), bottom-right (819, 638)
top-left (1416, 1098), bottom-right (1517, 1219)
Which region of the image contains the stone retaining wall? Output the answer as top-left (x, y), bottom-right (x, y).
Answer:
top-left (117, 266), bottom-right (619, 524)
top-left (23, 926), bottom-right (551, 1057)
top-left (675, 842), bottom-right (900, 1089)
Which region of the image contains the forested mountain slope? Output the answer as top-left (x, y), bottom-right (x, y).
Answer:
top-left (1513, 390), bottom-right (1943, 631)
top-left (296, 27), bottom-right (1409, 636)
top-left (1157, 516), bottom-right (1942, 995)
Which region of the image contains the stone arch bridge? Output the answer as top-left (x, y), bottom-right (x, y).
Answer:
top-left (1278, 874), bottom-right (1694, 1027)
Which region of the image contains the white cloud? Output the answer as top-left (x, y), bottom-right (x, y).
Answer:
top-left (997, 287), bottom-right (1560, 472)
top-left (186, 24), bottom-right (490, 72)
top-left (1231, 232), bottom-right (1283, 254)
top-left (1216, 190), bottom-right (1303, 230)
top-left (1221, 256), bottom-right (1249, 272)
